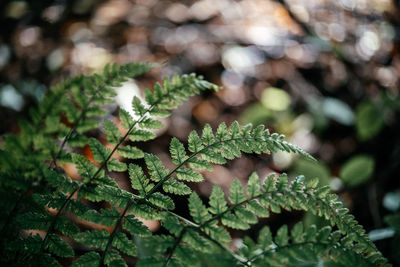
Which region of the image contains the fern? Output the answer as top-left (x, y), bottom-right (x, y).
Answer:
top-left (0, 62), bottom-right (389, 267)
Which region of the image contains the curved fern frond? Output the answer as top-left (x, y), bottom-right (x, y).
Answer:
top-left (1, 62), bottom-right (389, 267)
top-left (95, 122), bottom-right (316, 266)
top-left (13, 65), bottom-right (218, 263)
top-left (157, 173), bottom-right (386, 266)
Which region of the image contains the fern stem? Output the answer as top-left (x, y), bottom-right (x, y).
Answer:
top-left (50, 78), bottom-right (110, 168)
top-left (39, 187), bottom-right (77, 252)
top-left (199, 193), bottom-right (262, 228)
top-left (194, 228), bottom-right (249, 266)
top-left (40, 102), bottom-right (155, 251)
top-left (90, 108), bottom-right (153, 181)
top-left (99, 201), bottom-right (134, 267)
top-left (40, 78), bottom-right (200, 255)
top-left (310, 192), bottom-right (378, 252)
top-left (163, 228), bottom-right (186, 267)
top-left (143, 137), bottom-right (247, 198)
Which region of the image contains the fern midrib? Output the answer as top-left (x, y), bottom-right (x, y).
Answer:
top-left (40, 102), bottom-right (155, 253)
top-left (99, 201), bottom-right (133, 267)
top-left (199, 191), bottom-right (269, 228)
top-left (51, 76), bottom-right (111, 168)
top-left (96, 82), bottom-right (213, 265)
top-left (309, 192), bottom-right (378, 254)
top-left (143, 136), bottom-right (254, 198)
top-left (46, 79), bottom-right (205, 264)
top-left (163, 227), bottom-right (186, 267)
top-left (99, 136), bottom-right (260, 265)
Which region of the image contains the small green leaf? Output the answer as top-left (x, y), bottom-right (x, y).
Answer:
top-left (144, 153), bottom-right (169, 182)
top-left (104, 120), bottom-right (121, 144)
top-left (229, 179), bottom-right (246, 204)
top-left (170, 137), bottom-right (188, 164)
top-left (209, 186), bottom-right (228, 215)
top-left (139, 117), bottom-right (163, 129)
top-left (356, 101), bottom-right (384, 141)
top-left (122, 215), bottom-right (151, 237)
top-left (163, 179), bottom-right (191, 195)
top-left (119, 109), bottom-right (133, 129)
top-left (71, 252), bottom-right (100, 267)
top-left (188, 131), bottom-right (204, 153)
top-left (246, 172), bottom-right (261, 197)
top-left (118, 145), bottom-right (144, 159)
top-left (189, 192), bottom-right (211, 224)
top-left (340, 154), bottom-right (375, 187)
top-left (129, 129), bottom-right (156, 142)
top-left (74, 230), bottom-right (110, 250)
top-left (275, 225), bottom-right (289, 246)
top-left (89, 138), bottom-right (109, 163)
top-left (132, 96), bottom-right (146, 116)
top-left (107, 158), bottom-right (127, 172)
top-left (46, 234), bottom-right (74, 258)
top-left (112, 232), bottom-right (137, 256)
top-left (201, 124), bottom-right (215, 145)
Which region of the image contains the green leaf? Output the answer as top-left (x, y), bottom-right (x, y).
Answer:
top-left (229, 179), bottom-right (246, 204)
top-left (129, 164), bottom-right (152, 194)
top-left (74, 230), bottom-right (110, 250)
top-left (46, 234), bottom-right (74, 258)
top-left (170, 137), bottom-right (188, 164)
top-left (163, 179), bottom-right (191, 195)
top-left (122, 215), bottom-right (151, 237)
top-left (234, 206), bottom-right (257, 224)
top-left (188, 131), bottom-right (204, 153)
top-left (16, 212), bottom-right (50, 230)
top-left (291, 222), bottom-right (305, 243)
top-left (119, 109), bottom-right (133, 129)
top-left (356, 101), bottom-right (385, 141)
top-left (339, 154), bottom-right (375, 187)
top-left (221, 213), bottom-right (249, 230)
top-left (188, 157), bottom-right (213, 171)
top-left (148, 192), bottom-right (175, 210)
top-left (201, 124), bottom-right (215, 145)
top-left (201, 149), bottom-right (226, 164)
top-left (275, 225), bottom-right (289, 246)
top-left (209, 186), bottom-right (228, 215)
top-left (216, 122), bottom-right (228, 141)
top-left (118, 145), bottom-right (144, 159)
top-left (246, 172), bottom-right (261, 197)
top-left (139, 117), bottom-right (163, 129)
top-left (176, 167), bottom-right (203, 182)
top-left (104, 120), bottom-right (121, 144)
top-left (107, 158), bottom-right (127, 172)
top-left (144, 153), bottom-right (169, 182)
top-left (257, 226), bottom-right (273, 249)
top-left (76, 120), bottom-right (100, 134)
top-left (89, 138), bottom-right (109, 163)
top-left (71, 252), bottom-right (100, 267)
top-left (112, 232), bottom-right (137, 256)
top-left (132, 96), bottom-right (146, 116)
top-left (129, 129), bottom-right (156, 142)
top-left (82, 207), bottom-right (120, 226)
top-left (104, 250), bottom-right (127, 267)
top-left (189, 192), bottom-right (212, 224)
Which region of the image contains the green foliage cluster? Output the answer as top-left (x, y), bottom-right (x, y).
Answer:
top-left (0, 62), bottom-right (389, 266)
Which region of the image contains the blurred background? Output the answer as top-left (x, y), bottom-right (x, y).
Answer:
top-left (1, 0), bottom-right (400, 264)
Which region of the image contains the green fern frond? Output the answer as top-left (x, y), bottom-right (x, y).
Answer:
top-left (0, 62), bottom-right (389, 267)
